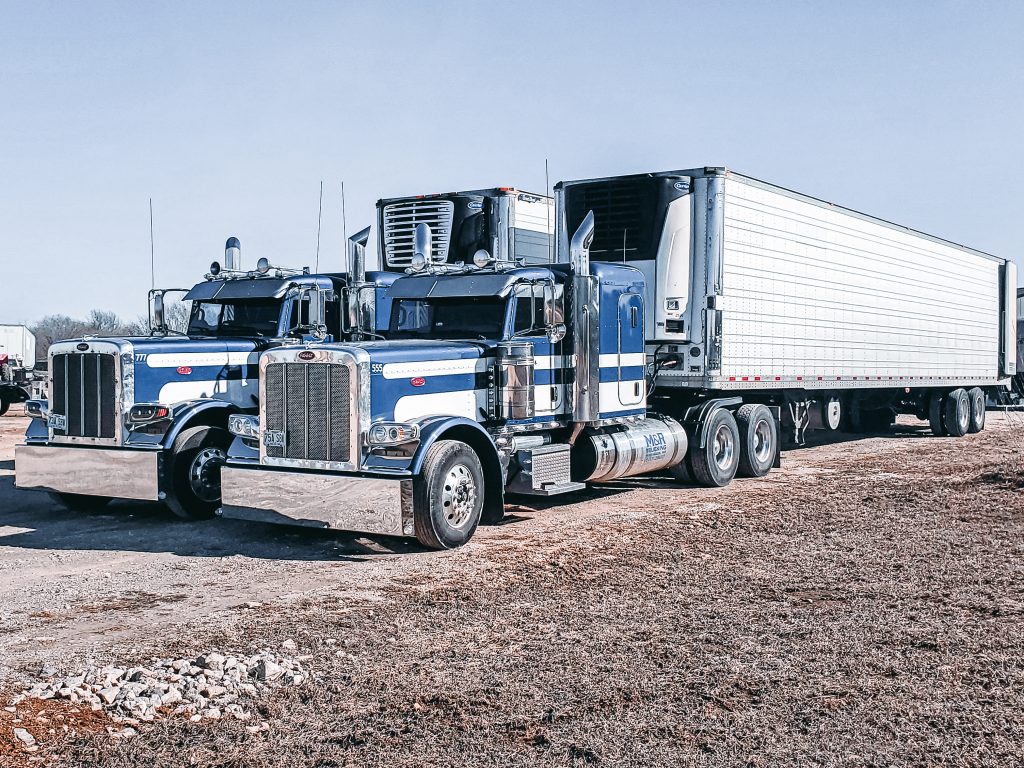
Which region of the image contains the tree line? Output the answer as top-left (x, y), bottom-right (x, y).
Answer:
top-left (30, 302), bottom-right (191, 362)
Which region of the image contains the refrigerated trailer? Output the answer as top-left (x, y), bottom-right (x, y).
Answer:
top-left (557, 168), bottom-right (1016, 479)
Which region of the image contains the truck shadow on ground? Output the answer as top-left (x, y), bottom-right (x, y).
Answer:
top-left (0, 474), bottom-right (422, 562)
top-left (0, 427), bottom-right (940, 559)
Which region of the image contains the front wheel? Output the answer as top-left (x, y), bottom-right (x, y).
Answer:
top-left (164, 425), bottom-right (233, 520)
top-left (413, 440), bottom-right (484, 550)
top-left (0, 395), bottom-right (9, 417)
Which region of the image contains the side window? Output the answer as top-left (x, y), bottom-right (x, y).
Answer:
top-left (324, 292), bottom-right (340, 337)
top-left (288, 296), bottom-right (311, 333)
top-left (513, 285), bottom-right (546, 335)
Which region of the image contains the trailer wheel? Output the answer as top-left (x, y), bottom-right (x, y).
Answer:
top-left (928, 392), bottom-right (947, 436)
top-left (690, 409), bottom-right (741, 487)
top-left (967, 387), bottom-right (986, 433)
top-left (50, 492), bottom-right (112, 512)
top-left (943, 388), bottom-right (970, 437)
top-left (735, 404), bottom-right (777, 478)
top-left (165, 425), bottom-right (233, 520)
top-left (413, 440), bottom-right (483, 550)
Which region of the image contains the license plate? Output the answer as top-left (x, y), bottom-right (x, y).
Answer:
top-left (264, 430), bottom-right (285, 448)
top-left (48, 413), bottom-right (67, 431)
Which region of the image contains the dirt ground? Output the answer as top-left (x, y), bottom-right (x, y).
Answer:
top-left (1, 405), bottom-right (1022, 767)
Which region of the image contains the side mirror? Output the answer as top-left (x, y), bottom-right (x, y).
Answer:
top-left (150, 292), bottom-right (166, 332)
top-left (546, 322), bottom-right (567, 344)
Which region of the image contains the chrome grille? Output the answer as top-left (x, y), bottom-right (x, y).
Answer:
top-left (382, 199), bottom-right (454, 267)
top-left (264, 362), bottom-right (351, 463)
top-left (51, 353), bottom-right (117, 439)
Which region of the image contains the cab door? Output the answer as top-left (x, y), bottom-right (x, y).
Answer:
top-left (512, 284), bottom-right (566, 418)
top-left (617, 292), bottom-right (645, 407)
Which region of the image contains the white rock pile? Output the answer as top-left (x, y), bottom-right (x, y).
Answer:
top-left (14, 647), bottom-right (310, 729)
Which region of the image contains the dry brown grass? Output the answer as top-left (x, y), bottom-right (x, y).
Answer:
top-left (43, 424), bottom-right (1024, 766)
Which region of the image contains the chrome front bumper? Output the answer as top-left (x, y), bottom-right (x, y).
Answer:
top-left (15, 444), bottom-right (162, 501)
top-left (218, 466), bottom-right (415, 537)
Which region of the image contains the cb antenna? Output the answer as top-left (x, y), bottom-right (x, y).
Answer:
top-left (314, 180), bottom-right (324, 272)
top-left (545, 158), bottom-right (552, 263)
top-left (149, 197), bottom-right (155, 290)
top-left (341, 181), bottom-right (348, 271)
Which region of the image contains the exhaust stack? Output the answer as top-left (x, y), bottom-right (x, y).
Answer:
top-left (224, 237), bottom-right (241, 271)
top-left (348, 226), bottom-right (370, 284)
top-left (568, 211), bottom-right (599, 426)
top-left (347, 226), bottom-right (372, 338)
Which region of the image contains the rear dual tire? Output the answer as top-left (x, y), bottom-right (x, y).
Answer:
top-left (943, 388), bottom-right (971, 438)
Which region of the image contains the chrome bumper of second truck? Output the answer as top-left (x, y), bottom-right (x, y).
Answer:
top-left (15, 444), bottom-right (162, 500)
top-left (218, 466), bottom-right (416, 537)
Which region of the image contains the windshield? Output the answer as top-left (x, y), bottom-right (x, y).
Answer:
top-left (187, 300), bottom-right (281, 338)
top-left (389, 297), bottom-right (508, 340)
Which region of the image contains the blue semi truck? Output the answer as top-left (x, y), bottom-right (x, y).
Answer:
top-left (15, 231), bottom-right (399, 518)
top-left (218, 213), bottom-right (693, 548)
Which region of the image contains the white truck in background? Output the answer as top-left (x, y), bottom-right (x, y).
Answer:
top-left (0, 324), bottom-right (37, 415)
top-left (555, 167), bottom-right (1017, 484)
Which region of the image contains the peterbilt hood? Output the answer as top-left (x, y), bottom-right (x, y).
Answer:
top-left (129, 337), bottom-right (264, 406)
top-left (51, 336), bottom-right (264, 407)
top-left (361, 340), bottom-right (493, 424)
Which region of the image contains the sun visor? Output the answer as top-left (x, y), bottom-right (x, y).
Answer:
top-left (184, 278), bottom-right (292, 301)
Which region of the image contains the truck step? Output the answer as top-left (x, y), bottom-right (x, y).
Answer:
top-left (505, 444), bottom-right (584, 497)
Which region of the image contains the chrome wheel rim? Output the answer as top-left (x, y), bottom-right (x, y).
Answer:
top-left (189, 447), bottom-right (227, 503)
top-left (753, 419), bottom-right (773, 463)
top-left (441, 463), bottom-right (478, 529)
top-left (713, 424), bottom-right (735, 471)
top-left (957, 396), bottom-right (969, 430)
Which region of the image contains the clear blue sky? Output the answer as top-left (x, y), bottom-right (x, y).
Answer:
top-left (1, 1), bottom-right (1021, 324)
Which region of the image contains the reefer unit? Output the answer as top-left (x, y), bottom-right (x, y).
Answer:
top-left (558, 168), bottom-right (1017, 392)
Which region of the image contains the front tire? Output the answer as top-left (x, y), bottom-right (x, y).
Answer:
top-left (690, 409), bottom-right (741, 488)
top-left (164, 425), bottom-right (232, 520)
top-left (0, 395), bottom-right (9, 417)
top-left (413, 440), bottom-right (484, 550)
top-left (50, 492), bottom-right (112, 512)
top-left (967, 387), bottom-right (986, 433)
top-left (943, 388), bottom-right (970, 437)
top-left (735, 404), bottom-right (777, 478)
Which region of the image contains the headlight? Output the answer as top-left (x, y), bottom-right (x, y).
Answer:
top-left (367, 422), bottom-right (420, 446)
top-left (228, 414), bottom-right (260, 439)
top-left (25, 400), bottom-right (48, 419)
top-left (128, 404), bottom-right (170, 423)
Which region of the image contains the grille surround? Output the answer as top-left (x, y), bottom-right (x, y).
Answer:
top-left (382, 199), bottom-right (455, 267)
top-left (259, 349), bottom-right (362, 472)
top-left (48, 341), bottom-right (131, 445)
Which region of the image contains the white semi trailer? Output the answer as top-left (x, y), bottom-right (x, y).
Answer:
top-left (557, 168), bottom-right (1017, 485)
